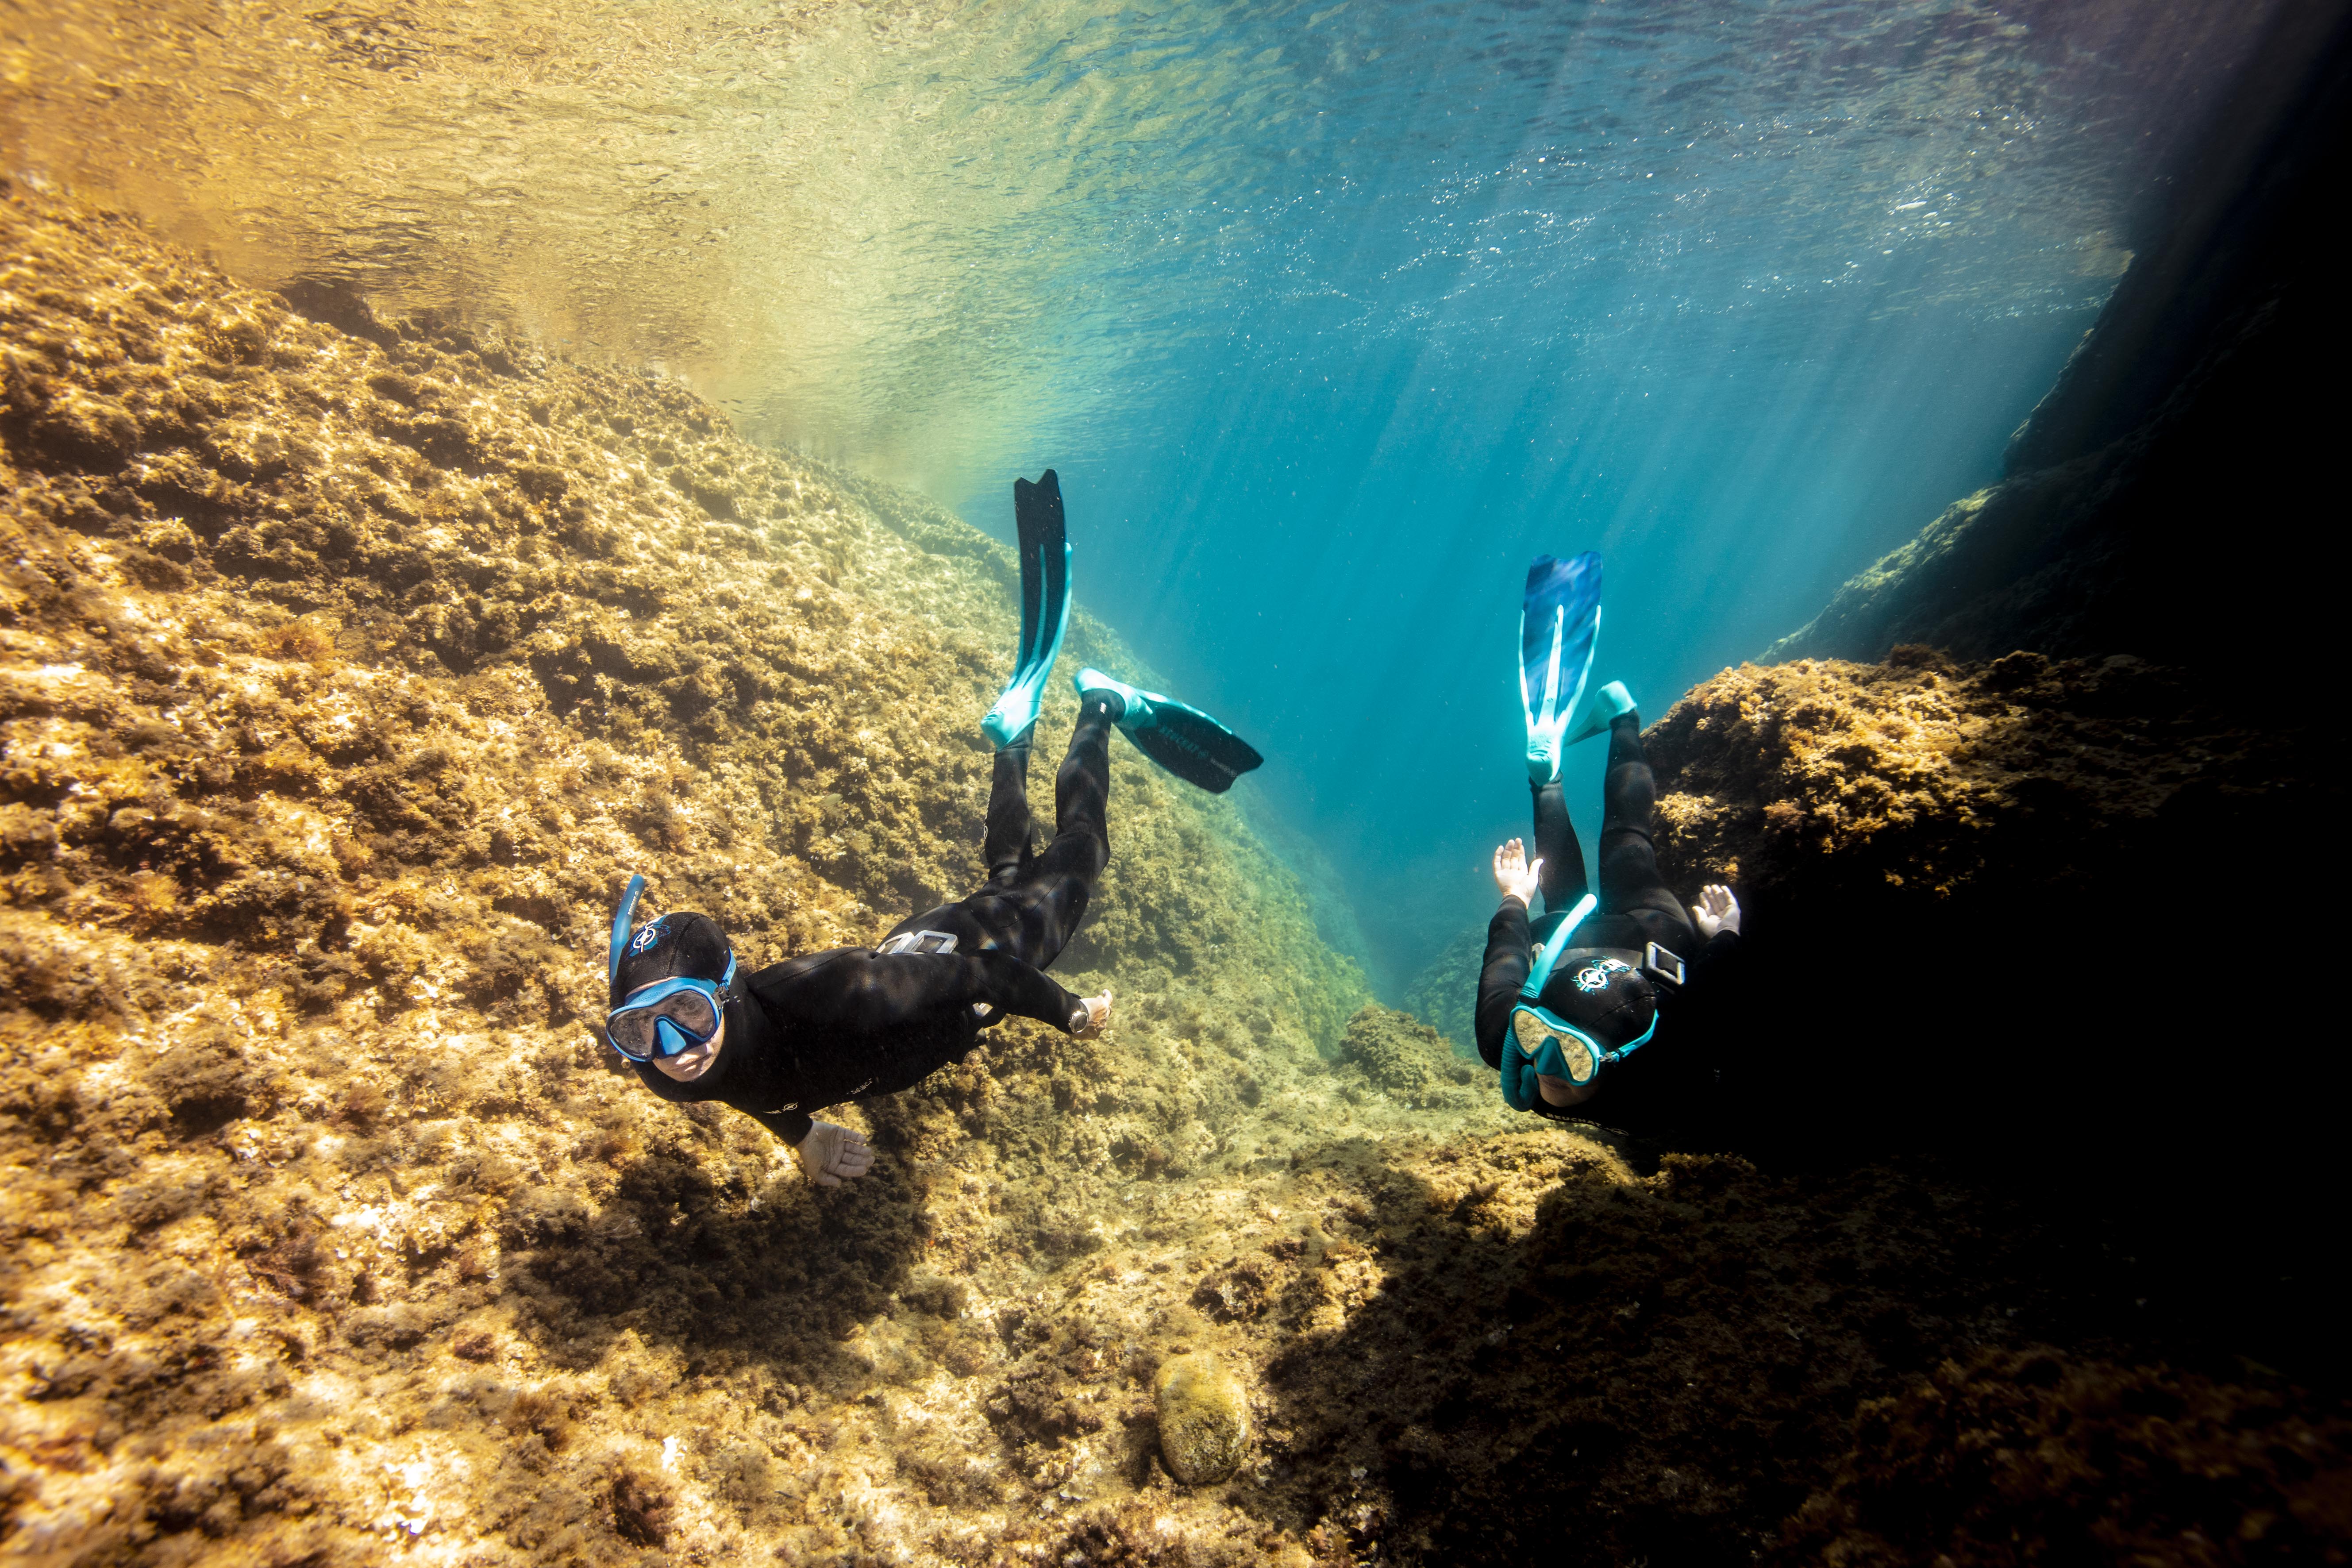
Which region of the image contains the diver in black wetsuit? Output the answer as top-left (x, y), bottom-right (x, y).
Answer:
top-left (610, 698), bottom-right (1120, 1183)
top-left (1479, 552), bottom-right (1740, 1117)
top-left (1478, 696), bottom-right (1742, 1115)
top-left (600, 472), bottom-right (1264, 1188)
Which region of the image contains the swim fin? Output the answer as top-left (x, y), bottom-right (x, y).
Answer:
top-left (1073, 668), bottom-right (1264, 794)
top-left (1519, 551), bottom-right (1603, 784)
top-left (982, 470), bottom-right (1074, 748)
top-left (1563, 680), bottom-right (1637, 746)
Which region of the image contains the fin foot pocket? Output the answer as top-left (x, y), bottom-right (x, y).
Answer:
top-left (1563, 679), bottom-right (1637, 747)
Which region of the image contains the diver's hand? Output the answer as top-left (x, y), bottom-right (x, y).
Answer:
top-left (1693, 884), bottom-right (1742, 938)
top-left (1070, 990), bottom-right (1112, 1039)
top-left (1493, 838), bottom-right (1544, 906)
top-left (794, 1121), bottom-right (874, 1187)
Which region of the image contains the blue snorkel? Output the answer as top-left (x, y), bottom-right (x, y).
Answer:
top-left (608, 873), bottom-right (647, 988)
top-left (1499, 894), bottom-right (1659, 1110)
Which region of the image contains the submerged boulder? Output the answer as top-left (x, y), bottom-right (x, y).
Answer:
top-left (1153, 1352), bottom-right (1250, 1485)
top-left (1339, 1003), bottom-right (1480, 1108)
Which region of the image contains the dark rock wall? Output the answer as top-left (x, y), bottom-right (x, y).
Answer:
top-left (1768, 5), bottom-right (2352, 684)
top-left (1622, 649), bottom-right (2344, 1382)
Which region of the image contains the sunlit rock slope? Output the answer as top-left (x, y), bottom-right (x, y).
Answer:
top-left (5, 182), bottom-right (2345, 1568)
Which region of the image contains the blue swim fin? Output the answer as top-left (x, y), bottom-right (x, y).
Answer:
top-left (1519, 552), bottom-right (1602, 784)
top-left (982, 470), bottom-right (1074, 748)
top-left (1074, 668), bottom-right (1265, 794)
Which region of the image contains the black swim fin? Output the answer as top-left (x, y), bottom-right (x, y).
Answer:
top-left (984, 470), bottom-right (1074, 747)
top-left (1072, 667), bottom-right (1265, 794)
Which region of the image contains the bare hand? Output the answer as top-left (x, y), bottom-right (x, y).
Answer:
top-left (1071, 990), bottom-right (1113, 1039)
top-left (1692, 884), bottom-right (1741, 938)
top-left (794, 1120), bottom-right (874, 1187)
top-left (1493, 838), bottom-right (1544, 906)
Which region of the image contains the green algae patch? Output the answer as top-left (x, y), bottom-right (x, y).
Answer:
top-left (1154, 1351), bottom-right (1250, 1485)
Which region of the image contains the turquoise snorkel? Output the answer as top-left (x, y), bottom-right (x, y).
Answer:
top-left (608, 873), bottom-right (647, 987)
top-left (1498, 893), bottom-right (1659, 1110)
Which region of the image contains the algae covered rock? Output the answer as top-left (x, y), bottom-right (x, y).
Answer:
top-left (1153, 1352), bottom-right (1250, 1485)
top-left (1339, 1003), bottom-right (1479, 1107)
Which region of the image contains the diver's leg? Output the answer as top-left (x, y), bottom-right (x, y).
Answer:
top-left (955, 690), bottom-right (1116, 968)
top-left (1532, 780), bottom-right (1591, 914)
top-left (982, 741), bottom-right (1035, 885)
top-left (1046, 690), bottom-right (1118, 865)
top-left (1595, 713), bottom-right (1698, 946)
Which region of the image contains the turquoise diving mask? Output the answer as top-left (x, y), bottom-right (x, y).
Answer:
top-left (605, 874), bottom-right (741, 1063)
top-left (1499, 894), bottom-right (1657, 1111)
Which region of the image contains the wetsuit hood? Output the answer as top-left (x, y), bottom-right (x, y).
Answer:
top-left (611, 909), bottom-right (735, 1009)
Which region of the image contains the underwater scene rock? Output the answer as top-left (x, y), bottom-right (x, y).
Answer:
top-left (4, 180), bottom-right (2348, 1565)
top-left (1153, 1352), bottom-right (1251, 1486)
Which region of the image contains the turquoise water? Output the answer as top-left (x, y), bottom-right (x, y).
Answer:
top-left (923, 0), bottom-right (2281, 981)
top-left (4, 0), bottom-right (2285, 983)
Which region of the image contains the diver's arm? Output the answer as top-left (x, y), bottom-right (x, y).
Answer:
top-left (747, 1104), bottom-right (816, 1145)
top-left (770, 948), bottom-right (1085, 1035)
top-left (1474, 898), bottom-right (1534, 1072)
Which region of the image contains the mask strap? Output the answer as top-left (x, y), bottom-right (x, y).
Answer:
top-left (1521, 892), bottom-right (1595, 999)
top-left (608, 873), bottom-right (647, 986)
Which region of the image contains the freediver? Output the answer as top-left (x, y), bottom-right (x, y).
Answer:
top-left (601, 471), bottom-right (1265, 1185)
top-left (1477, 552), bottom-right (1743, 1116)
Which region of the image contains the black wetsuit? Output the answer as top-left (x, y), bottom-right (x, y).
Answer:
top-left (630, 693), bottom-right (1119, 1144)
top-left (1474, 713), bottom-right (1738, 1097)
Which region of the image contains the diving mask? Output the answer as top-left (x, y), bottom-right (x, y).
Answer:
top-left (607, 957), bottom-right (739, 1062)
top-left (1502, 999), bottom-right (1657, 1107)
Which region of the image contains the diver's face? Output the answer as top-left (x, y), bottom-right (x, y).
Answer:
top-left (650, 1015), bottom-right (726, 1082)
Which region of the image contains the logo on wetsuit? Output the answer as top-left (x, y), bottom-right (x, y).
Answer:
top-left (1573, 957), bottom-right (1632, 994)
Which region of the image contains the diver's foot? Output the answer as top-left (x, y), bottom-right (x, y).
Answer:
top-left (1564, 680), bottom-right (1637, 746)
top-left (1525, 734), bottom-right (1563, 786)
top-left (1072, 667), bottom-right (1133, 723)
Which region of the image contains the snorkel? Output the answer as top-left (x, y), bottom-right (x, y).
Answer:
top-left (1499, 894), bottom-right (1659, 1110)
top-left (608, 873), bottom-right (647, 989)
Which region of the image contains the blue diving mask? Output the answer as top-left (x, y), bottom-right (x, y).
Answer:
top-left (605, 874), bottom-right (742, 1063)
top-left (1499, 894), bottom-right (1657, 1111)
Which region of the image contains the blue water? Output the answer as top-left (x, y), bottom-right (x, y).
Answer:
top-left (8, 0), bottom-right (2284, 986)
top-left (916, 0), bottom-right (2281, 985)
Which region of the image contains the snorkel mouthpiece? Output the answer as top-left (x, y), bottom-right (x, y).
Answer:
top-left (608, 873), bottom-right (647, 989)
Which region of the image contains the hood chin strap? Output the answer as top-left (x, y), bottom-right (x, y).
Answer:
top-left (1521, 892), bottom-right (1595, 999)
top-left (608, 873), bottom-right (647, 987)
